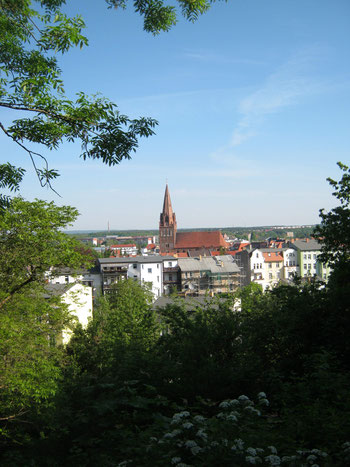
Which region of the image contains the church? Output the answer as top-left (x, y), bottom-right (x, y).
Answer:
top-left (159, 184), bottom-right (228, 256)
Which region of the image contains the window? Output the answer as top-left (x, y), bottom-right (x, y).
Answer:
top-left (313, 254), bottom-right (317, 259)
top-left (133, 275), bottom-right (137, 279)
top-left (157, 276), bottom-right (159, 282)
top-left (148, 268), bottom-right (152, 273)
top-left (157, 264), bottom-right (159, 269)
top-left (269, 263), bottom-right (272, 268)
top-left (308, 254), bottom-right (311, 259)
top-left (308, 264), bottom-right (311, 270)
top-left (65, 275), bottom-right (69, 283)
top-left (269, 273), bottom-right (272, 280)
top-left (256, 253), bottom-right (259, 257)
top-left (304, 254), bottom-right (307, 259)
top-left (142, 264), bottom-right (144, 269)
top-left (260, 263), bottom-right (262, 269)
top-left (304, 264), bottom-right (307, 270)
top-left (168, 262), bottom-right (172, 267)
top-left (133, 264), bottom-right (137, 269)
top-left (189, 272), bottom-right (193, 277)
top-left (169, 274), bottom-right (173, 281)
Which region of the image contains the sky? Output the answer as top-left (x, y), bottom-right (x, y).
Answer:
top-left (1, 0), bottom-right (350, 230)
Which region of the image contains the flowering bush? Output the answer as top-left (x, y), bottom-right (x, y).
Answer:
top-left (115, 393), bottom-right (346, 466)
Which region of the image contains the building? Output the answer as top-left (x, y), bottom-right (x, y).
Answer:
top-left (98, 256), bottom-right (179, 299)
top-left (44, 283), bottom-right (93, 345)
top-left (290, 238), bottom-right (331, 280)
top-left (178, 255), bottom-right (240, 296)
top-left (110, 244), bottom-right (138, 256)
top-left (159, 184), bottom-right (228, 256)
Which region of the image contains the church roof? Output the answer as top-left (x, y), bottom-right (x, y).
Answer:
top-left (175, 231), bottom-right (228, 249)
top-left (162, 184), bottom-right (174, 219)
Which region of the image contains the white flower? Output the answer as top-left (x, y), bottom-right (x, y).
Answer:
top-left (163, 429), bottom-right (182, 439)
top-left (244, 406), bottom-right (261, 416)
top-left (268, 446), bottom-right (278, 454)
top-left (182, 422), bottom-right (194, 429)
top-left (246, 447), bottom-right (257, 456)
top-left (258, 392), bottom-right (267, 398)
top-left (226, 414), bottom-right (238, 422)
top-left (307, 455), bottom-right (317, 462)
top-left (265, 454), bottom-right (281, 466)
top-left (219, 400), bottom-right (230, 408)
top-left (191, 446), bottom-right (202, 455)
top-left (238, 395), bottom-right (250, 402)
top-left (234, 438), bottom-right (244, 450)
top-left (184, 440), bottom-right (197, 449)
top-left (246, 456), bottom-right (257, 464)
top-left (193, 415), bottom-right (205, 423)
top-left (196, 429), bottom-right (208, 440)
top-left (259, 398), bottom-right (269, 406)
top-left (171, 457), bottom-right (182, 465)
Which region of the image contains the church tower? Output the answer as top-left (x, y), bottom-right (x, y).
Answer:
top-left (159, 184), bottom-right (177, 253)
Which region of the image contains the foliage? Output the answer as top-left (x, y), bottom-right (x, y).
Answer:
top-left (314, 162), bottom-right (350, 269)
top-left (0, 0), bottom-right (220, 202)
top-left (0, 290), bottom-right (70, 444)
top-left (0, 197), bottom-right (91, 308)
top-left (67, 279), bottom-right (159, 376)
top-left (0, 197), bottom-right (92, 448)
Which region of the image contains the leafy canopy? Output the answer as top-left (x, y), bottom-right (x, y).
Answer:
top-left (0, 0), bottom-right (219, 202)
top-left (0, 197), bottom-right (92, 308)
top-left (314, 162), bottom-right (350, 268)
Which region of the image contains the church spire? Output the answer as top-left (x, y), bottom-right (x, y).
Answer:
top-left (162, 184), bottom-right (174, 219)
top-left (159, 184), bottom-right (177, 253)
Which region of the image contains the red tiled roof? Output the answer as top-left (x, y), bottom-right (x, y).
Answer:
top-left (176, 252), bottom-right (189, 257)
top-left (146, 243), bottom-right (156, 250)
top-left (263, 252), bottom-right (284, 262)
top-left (175, 231), bottom-right (228, 249)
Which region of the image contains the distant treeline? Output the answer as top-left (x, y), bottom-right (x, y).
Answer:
top-left (68, 226), bottom-right (316, 242)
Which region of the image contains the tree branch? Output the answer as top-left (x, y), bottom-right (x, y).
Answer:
top-left (0, 121), bottom-right (61, 196)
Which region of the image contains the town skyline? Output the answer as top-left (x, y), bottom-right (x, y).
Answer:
top-left (1, 0), bottom-right (348, 229)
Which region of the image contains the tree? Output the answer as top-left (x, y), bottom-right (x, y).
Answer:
top-left (0, 197), bottom-right (92, 309)
top-left (0, 197), bottom-right (91, 446)
top-left (0, 0), bottom-right (218, 203)
top-left (314, 162), bottom-right (350, 269)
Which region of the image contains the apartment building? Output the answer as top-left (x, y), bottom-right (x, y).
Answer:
top-left (178, 255), bottom-right (240, 297)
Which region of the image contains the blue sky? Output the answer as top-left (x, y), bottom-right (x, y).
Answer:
top-left (2, 0), bottom-right (349, 229)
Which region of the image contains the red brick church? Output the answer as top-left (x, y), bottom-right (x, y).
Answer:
top-left (159, 185), bottom-right (228, 256)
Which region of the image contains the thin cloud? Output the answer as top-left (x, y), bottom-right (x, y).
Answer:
top-left (184, 51), bottom-right (264, 66)
top-left (231, 47), bottom-right (327, 147)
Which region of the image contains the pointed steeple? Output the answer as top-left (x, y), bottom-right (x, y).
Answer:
top-left (159, 184), bottom-right (177, 253)
top-left (162, 184), bottom-right (174, 220)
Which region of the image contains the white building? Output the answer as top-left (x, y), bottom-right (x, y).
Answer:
top-left (44, 283), bottom-right (93, 345)
top-left (283, 248), bottom-right (299, 280)
top-left (98, 256), bottom-right (178, 300)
